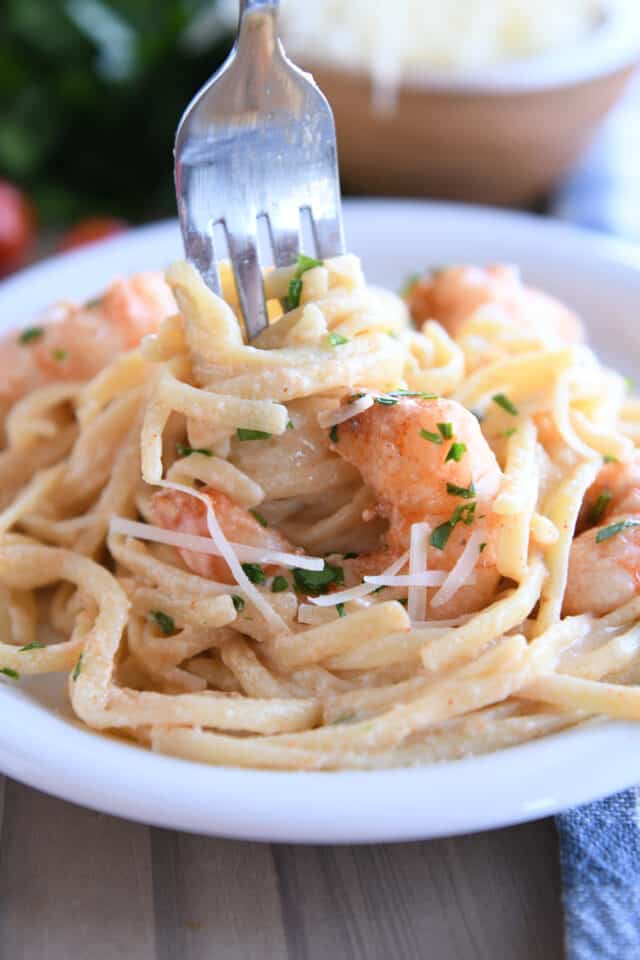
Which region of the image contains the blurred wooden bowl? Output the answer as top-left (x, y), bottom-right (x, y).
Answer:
top-left (302, 13), bottom-right (640, 206)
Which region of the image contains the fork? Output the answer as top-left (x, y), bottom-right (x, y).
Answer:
top-left (174, 0), bottom-right (345, 341)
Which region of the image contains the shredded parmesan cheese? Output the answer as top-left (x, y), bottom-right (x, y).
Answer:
top-left (156, 480), bottom-right (288, 636)
top-left (108, 516), bottom-right (324, 571)
top-left (431, 528), bottom-right (485, 609)
top-left (364, 571), bottom-right (446, 587)
top-left (308, 550), bottom-right (410, 607)
top-left (408, 522), bottom-right (429, 623)
top-left (317, 394), bottom-right (374, 428)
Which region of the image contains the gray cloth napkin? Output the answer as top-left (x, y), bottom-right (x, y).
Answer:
top-left (551, 71), bottom-right (640, 959)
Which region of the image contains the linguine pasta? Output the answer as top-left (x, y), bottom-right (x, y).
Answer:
top-left (1, 253), bottom-right (639, 770)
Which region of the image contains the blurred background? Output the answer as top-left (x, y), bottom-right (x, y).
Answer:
top-left (1, 0), bottom-right (640, 273)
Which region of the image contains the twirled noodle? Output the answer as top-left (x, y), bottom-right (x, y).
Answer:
top-left (0, 252), bottom-right (639, 770)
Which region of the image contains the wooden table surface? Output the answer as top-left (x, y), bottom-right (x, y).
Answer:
top-left (0, 774), bottom-right (565, 959)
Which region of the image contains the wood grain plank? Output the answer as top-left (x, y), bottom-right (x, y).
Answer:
top-left (150, 828), bottom-right (288, 960)
top-left (0, 780), bottom-right (156, 960)
top-left (271, 818), bottom-right (564, 960)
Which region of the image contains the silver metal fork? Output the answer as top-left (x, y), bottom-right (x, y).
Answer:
top-left (174, 0), bottom-right (345, 341)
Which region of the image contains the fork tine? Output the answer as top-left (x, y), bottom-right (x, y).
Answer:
top-left (311, 210), bottom-right (346, 261)
top-left (176, 166), bottom-right (221, 296)
top-left (266, 208), bottom-right (300, 268)
top-left (224, 224), bottom-right (268, 341)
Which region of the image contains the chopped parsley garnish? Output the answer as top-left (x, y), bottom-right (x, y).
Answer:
top-left (232, 595), bottom-right (245, 612)
top-left (287, 420), bottom-right (294, 430)
top-left (236, 428), bottom-right (272, 442)
top-left (400, 272), bottom-right (420, 297)
top-left (429, 503), bottom-right (476, 550)
top-left (348, 392), bottom-right (366, 403)
top-left (388, 390), bottom-right (437, 400)
top-left (492, 393), bottom-right (519, 416)
top-left (329, 424), bottom-right (339, 443)
top-left (18, 326), bottom-right (44, 345)
top-left (336, 602), bottom-right (346, 618)
top-left (371, 585), bottom-right (385, 594)
top-left (343, 552), bottom-right (359, 560)
top-left (328, 332), bottom-right (349, 347)
top-left (373, 395), bottom-right (398, 406)
top-left (604, 455), bottom-right (618, 464)
top-left (271, 575), bottom-right (289, 593)
top-left (150, 610), bottom-right (176, 635)
top-left (420, 429), bottom-right (443, 444)
top-left (51, 348), bottom-right (68, 362)
top-left (589, 490), bottom-right (612, 526)
top-left (0, 667), bottom-right (19, 679)
top-left (445, 442), bottom-right (467, 463)
top-left (502, 428), bottom-right (517, 438)
top-left (72, 653), bottom-right (83, 682)
top-left (176, 443), bottom-right (213, 457)
top-left (293, 562), bottom-right (344, 595)
top-left (249, 508), bottom-right (268, 527)
top-left (595, 520), bottom-right (640, 544)
top-left (437, 422), bottom-right (453, 439)
top-left (398, 598), bottom-right (408, 607)
top-left (19, 641), bottom-right (45, 652)
top-left (446, 481), bottom-right (476, 500)
top-left (241, 563), bottom-right (266, 585)
top-left (479, 542), bottom-right (487, 553)
top-left (85, 296), bottom-right (103, 309)
top-left (286, 254), bottom-right (323, 311)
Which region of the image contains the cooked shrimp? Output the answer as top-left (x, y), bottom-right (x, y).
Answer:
top-left (333, 395), bottom-right (503, 618)
top-left (151, 487), bottom-right (297, 583)
top-left (407, 265), bottom-right (583, 345)
top-left (566, 454), bottom-right (640, 615)
top-left (0, 272), bottom-right (174, 416)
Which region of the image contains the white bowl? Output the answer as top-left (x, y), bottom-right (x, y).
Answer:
top-left (1, 199), bottom-right (639, 842)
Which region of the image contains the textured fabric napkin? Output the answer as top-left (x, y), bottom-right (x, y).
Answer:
top-left (551, 72), bottom-right (640, 960)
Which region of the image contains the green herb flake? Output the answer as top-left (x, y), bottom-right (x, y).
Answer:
top-left (51, 348), bottom-right (68, 362)
top-left (286, 420), bottom-right (294, 430)
top-left (285, 254), bottom-right (323, 311)
top-left (430, 503), bottom-right (476, 551)
top-left (604, 455), bottom-right (618, 464)
top-left (479, 542), bottom-right (487, 554)
top-left (18, 326), bottom-right (44, 345)
top-left (388, 389), bottom-right (437, 400)
top-left (232, 595), bottom-right (245, 612)
top-left (595, 520), bottom-right (640, 544)
top-left (373, 395), bottom-right (398, 406)
top-left (249, 508), bottom-right (268, 527)
top-left (293, 562), bottom-right (344, 596)
top-left (492, 393), bottom-right (519, 416)
top-left (271, 576), bottom-right (289, 593)
top-left (590, 490), bottom-right (612, 526)
top-left (437, 422), bottom-right (453, 439)
top-left (502, 428), bottom-right (517, 438)
top-left (329, 424), bottom-right (339, 444)
top-left (336, 602), bottom-right (346, 618)
top-left (150, 610), bottom-right (176, 636)
top-left (236, 428), bottom-right (272, 442)
top-left (400, 272), bottom-right (421, 297)
top-left (446, 481), bottom-right (476, 500)
top-left (430, 521), bottom-right (454, 551)
top-left (85, 296), bottom-right (103, 309)
top-left (0, 667), bottom-right (19, 679)
top-left (371, 585), bottom-right (385, 594)
top-left (176, 443), bottom-right (213, 458)
top-left (241, 563), bottom-right (266, 585)
top-left (348, 392), bottom-right (366, 403)
top-left (18, 641), bottom-right (45, 652)
top-left (445, 442), bottom-right (467, 463)
top-left (343, 552), bottom-right (359, 560)
top-left (328, 332), bottom-right (349, 347)
top-left (420, 429), bottom-right (443, 444)
top-left (398, 598), bottom-right (409, 607)
top-left (72, 653), bottom-right (83, 682)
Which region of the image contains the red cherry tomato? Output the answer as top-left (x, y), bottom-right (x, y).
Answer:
top-left (0, 181), bottom-right (36, 278)
top-left (58, 217), bottom-right (127, 252)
